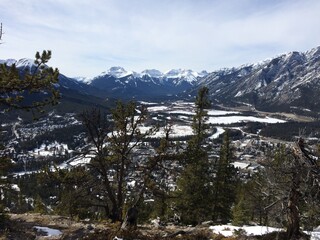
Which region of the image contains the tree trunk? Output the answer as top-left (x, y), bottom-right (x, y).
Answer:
top-left (121, 206), bottom-right (138, 230)
top-left (286, 168), bottom-right (301, 240)
top-left (110, 206), bottom-right (122, 222)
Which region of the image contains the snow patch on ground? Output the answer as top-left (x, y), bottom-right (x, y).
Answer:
top-left (142, 125), bottom-right (193, 138)
top-left (232, 161), bottom-right (251, 169)
top-left (209, 127), bottom-right (225, 139)
top-left (207, 110), bottom-right (240, 116)
top-left (210, 225), bottom-right (282, 237)
top-left (148, 106), bottom-right (169, 112)
top-left (66, 157), bottom-right (92, 167)
top-left (210, 225), bottom-right (320, 239)
top-left (168, 110), bottom-right (195, 115)
top-left (34, 226), bottom-right (62, 237)
top-left (139, 101), bottom-right (158, 105)
top-left (11, 184), bottom-right (20, 192)
top-left (113, 237), bottom-right (124, 240)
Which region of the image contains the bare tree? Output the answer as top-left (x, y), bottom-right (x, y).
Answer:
top-left (80, 102), bottom-right (159, 222)
top-left (78, 103), bottom-right (181, 228)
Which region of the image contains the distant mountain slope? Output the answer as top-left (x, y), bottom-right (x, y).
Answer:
top-left (197, 46), bottom-right (320, 113)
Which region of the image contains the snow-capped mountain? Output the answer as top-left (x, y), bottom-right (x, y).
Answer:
top-left (73, 76), bottom-right (92, 84)
top-left (88, 67), bottom-right (208, 99)
top-left (4, 45), bottom-right (320, 113)
top-left (0, 58), bottom-right (39, 73)
top-left (141, 69), bottom-right (164, 78)
top-left (0, 58), bottom-right (35, 67)
top-left (100, 66), bottom-right (141, 79)
top-left (197, 46), bottom-right (320, 113)
top-left (0, 58), bottom-right (206, 101)
top-left (164, 69), bottom-right (207, 84)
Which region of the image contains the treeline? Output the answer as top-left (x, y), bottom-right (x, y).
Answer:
top-left (260, 121), bottom-right (320, 140)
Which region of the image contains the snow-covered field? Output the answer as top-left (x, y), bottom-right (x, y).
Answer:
top-left (207, 110), bottom-right (240, 116)
top-left (207, 116), bottom-right (285, 124)
top-left (147, 102), bottom-right (285, 125)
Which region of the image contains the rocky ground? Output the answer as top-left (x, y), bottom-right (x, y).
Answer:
top-left (0, 214), bottom-right (310, 240)
top-left (0, 213), bottom-right (216, 240)
top-left (1, 213), bottom-right (115, 239)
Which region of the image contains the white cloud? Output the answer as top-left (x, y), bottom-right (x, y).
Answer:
top-left (1, 0), bottom-right (320, 77)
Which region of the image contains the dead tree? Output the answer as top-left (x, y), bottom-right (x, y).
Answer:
top-left (286, 152), bottom-right (302, 240)
top-left (258, 139), bottom-right (320, 240)
top-left (0, 23), bottom-right (2, 41)
top-left (287, 138), bottom-right (320, 240)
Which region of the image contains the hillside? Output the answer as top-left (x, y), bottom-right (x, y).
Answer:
top-left (197, 46), bottom-right (320, 114)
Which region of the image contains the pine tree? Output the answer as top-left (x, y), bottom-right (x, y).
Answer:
top-left (232, 187), bottom-right (251, 226)
top-left (175, 86), bottom-right (215, 225)
top-left (176, 152), bottom-right (214, 224)
top-left (213, 130), bottom-right (237, 223)
top-left (235, 173), bottom-right (269, 226)
top-left (33, 194), bottom-right (47, 214)
top-left (0, 50), bottom-right (60, 113)
top-left (0, 128), bottom-right (13, 225)
top-left (41, 166), bottom-right (92, 219)
top-left (0, 33), bottom-right (60, 225)
top-left (191, 86), bottom-right (210, 147)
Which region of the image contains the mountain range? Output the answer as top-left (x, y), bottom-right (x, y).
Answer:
top-left (76, 67), bottom-right (208, 99)
top-left (1, 46), bottom-right (320, 115)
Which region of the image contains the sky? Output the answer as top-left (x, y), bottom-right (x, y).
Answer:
top-left (1, 0), bottom-right (320, 78)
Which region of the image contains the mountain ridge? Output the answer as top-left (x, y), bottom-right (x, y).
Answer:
top-left (75, 67), bottom-right (208, 85)
top-left (2, 46), bottom-right (320, 113)
top-left (197, 46), bottom-right (320, 114)
top-left (86, 67), bottom-right (208, 99)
